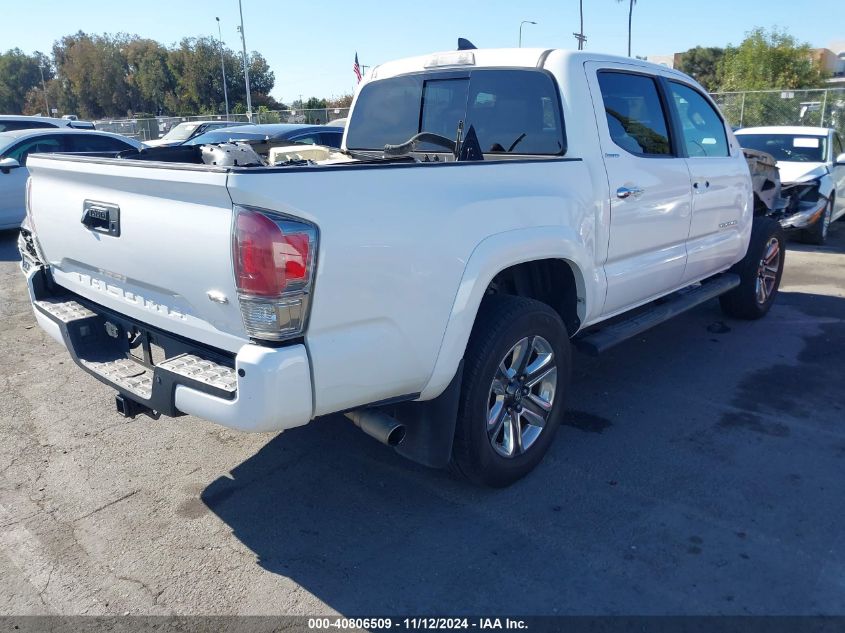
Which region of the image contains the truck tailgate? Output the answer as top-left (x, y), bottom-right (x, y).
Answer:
top-left (26, 155), bottom-right (248, 353)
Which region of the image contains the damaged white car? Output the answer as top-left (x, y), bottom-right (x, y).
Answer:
top-left (736, 126), bottom-right (845, 244)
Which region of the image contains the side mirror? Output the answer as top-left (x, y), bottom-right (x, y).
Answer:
top-left (836, 152), bottom-right (845, 166)
top-left (0, 157), bottom-right (21, 174)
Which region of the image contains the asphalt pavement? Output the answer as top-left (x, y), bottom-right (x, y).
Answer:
top-left (1, 223), bottom-right (843, 616)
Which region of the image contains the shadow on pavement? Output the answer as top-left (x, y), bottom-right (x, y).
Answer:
top-left (0, 229), bottom-right (20, 262)
top-left (202, 288), bottom-right (845, 615)
top-left (785, 218), bottom-right (845, 253)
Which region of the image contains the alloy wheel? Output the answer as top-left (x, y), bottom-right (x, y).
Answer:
top-left (755, 236), bottom-right (781, 305)
top-left (486, 335), bottom-right (557, 458)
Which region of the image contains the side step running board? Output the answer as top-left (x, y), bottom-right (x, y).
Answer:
top-left (574, 274), bottom-right (740, 356)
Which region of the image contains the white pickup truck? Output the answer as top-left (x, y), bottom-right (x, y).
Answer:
top-left (19, 47), bottom-right (785, 487)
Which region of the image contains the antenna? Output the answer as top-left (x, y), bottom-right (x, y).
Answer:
top-left (457, 38), bottom-right (477, 51)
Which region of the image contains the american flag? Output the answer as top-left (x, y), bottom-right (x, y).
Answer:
top-left (353, 53), bottom-right (362, 83)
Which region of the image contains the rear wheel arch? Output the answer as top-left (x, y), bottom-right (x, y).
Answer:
top-left (485, 258), bottom-right (585, 335)
top-left (419, 228), bottom-right (593, 401)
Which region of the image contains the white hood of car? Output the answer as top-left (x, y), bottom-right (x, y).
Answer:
top-left (143, 138), bottom-right (173, 148)
top-left (776, 161), bottom-right (827, 185)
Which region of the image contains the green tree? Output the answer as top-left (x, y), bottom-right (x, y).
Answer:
top-left (327, 94), bottom-right (353, 109)
top-left (718, 27), bottom-right (827, 91)
top-left (167, 36), bottom-right (223, 114)
top-left (0, 48), bottom-right (49, 113)
top-left (3, 31), bottom-right (280, 119)
top-left (52, 32), bottom-right (134, 118)
top-left (125, 38), bottom-right (174, 115)
top-left (23, 78), bottom-right (73, 116)
top-left (675, 46), bottom-right (724, 92)
top-left (228, 51), bottom-right (277, 114)
top-left (246, 53), bottom-right (274, 96)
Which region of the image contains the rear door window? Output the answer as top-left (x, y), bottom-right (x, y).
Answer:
top-left (65, 134), bottom-right (134, 153)
top-left (597, 71), bottom-right (672, 157)
top-left (667, 81), bottom-right (729, 158)
top-left (5, 134), bottom-right (68, 164)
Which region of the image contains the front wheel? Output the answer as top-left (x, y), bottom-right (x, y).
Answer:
top-left (801, 196), bottom-right (833, 245)
top-left (451, 295), bottom-right (571, 487)
top-left (719, 216), bottom-right (785, 320)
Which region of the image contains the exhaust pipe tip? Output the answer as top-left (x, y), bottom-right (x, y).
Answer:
top-left (345, 410), bottom-right (406, 447)
top-left (385, 424), bottom-right (406, 447)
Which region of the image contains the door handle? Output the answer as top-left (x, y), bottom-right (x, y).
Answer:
top-left (617, 185), bottom-right (644, 199)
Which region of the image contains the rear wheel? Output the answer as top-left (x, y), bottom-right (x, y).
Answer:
top-left (451, 295), bottom-right (571, 487)
top-left (719, 216), bottom-right (785, 320)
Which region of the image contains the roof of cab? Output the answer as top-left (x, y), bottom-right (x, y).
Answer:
top-left (0, 127), bottom-right (141, 145)
top-left (368, 47), bottom-right (694, 83)
top-left (0, 115), bottom-right (66, 124)
top-left (0, 115), bottom-right (94, 128)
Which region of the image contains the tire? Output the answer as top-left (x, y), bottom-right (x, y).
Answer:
top-left (450, 295), bottom-right (571, 487)
top-left (801, 196), bottom-right (833, 245)
top-left (719, 216), bottom-right (785, 320)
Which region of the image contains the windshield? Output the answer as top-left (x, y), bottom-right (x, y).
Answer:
top-left (737, 133), bottom-right (827, 163)
top-left (346, 69), bottom-right (565, 156)
top-left (161, 122), bottom-right (201, 141)
top-left (0, 132), bottom-right (19, 155)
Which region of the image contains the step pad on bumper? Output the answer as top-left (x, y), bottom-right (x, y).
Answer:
top-left (34, 297), bottom-right (237, 408)
top-left (158, 354), bottom-right (237, 394)
top-left (35, 298), bottom-right (96, 323)
top-left (81, 358), bottom-right (153, 399)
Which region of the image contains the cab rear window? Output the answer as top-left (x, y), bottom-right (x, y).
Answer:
top-left (346, 69), bottom-right (566, 156)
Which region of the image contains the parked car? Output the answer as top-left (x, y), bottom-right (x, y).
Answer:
top-left (145, 120), bottom-right (248, 147)
top-left (20, 47), bottom-right (781, 487)
top-left (0, 115), bottom-right (95, 132)
top-left (735, 126), bottom-right (845, 244)
top-left (183, 123), bottom-right (344, 149)
top-left (0, 129), bottom-right (142, 229)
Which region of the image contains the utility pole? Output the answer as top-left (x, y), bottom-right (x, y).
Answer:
top-left (237, 0), bottom-right (253, 122)
top-left (519, 20), bottom-right (537, 48)
top-left (216, 17), bottom-right (230, 120)
top-left (38, 64), bottom-right (49, 115)
top-left (573, 0), bottom-right (587, 50)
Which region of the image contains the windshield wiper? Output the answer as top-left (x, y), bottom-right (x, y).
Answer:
top-left (383, 131), bottom-right (457, 157)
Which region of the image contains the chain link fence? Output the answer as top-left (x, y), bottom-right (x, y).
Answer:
top-left (94, 89), bottom-right (845, 143)
top-left (711, 88), bottom-right (845, 137)
top-left (94, 108), bottom-right (351, 142)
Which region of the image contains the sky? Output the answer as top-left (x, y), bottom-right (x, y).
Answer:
top-left (0, 0), bottom-right (842, 104)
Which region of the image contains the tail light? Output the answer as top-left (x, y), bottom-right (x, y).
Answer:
top-left (232, 205), bottom-right (318, 342)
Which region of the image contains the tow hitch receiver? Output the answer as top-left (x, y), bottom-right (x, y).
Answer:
top-left (115, 393), bottom-right (158, 419)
